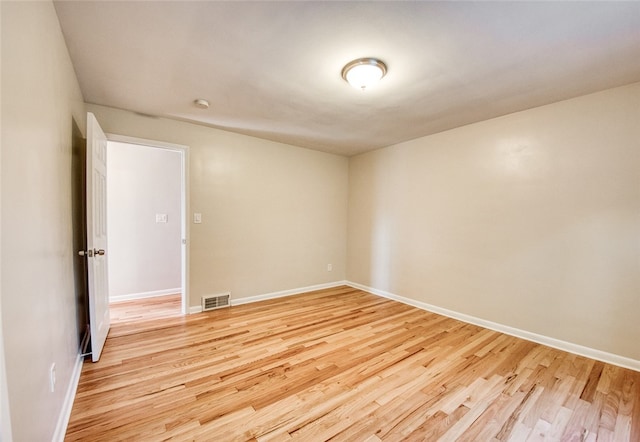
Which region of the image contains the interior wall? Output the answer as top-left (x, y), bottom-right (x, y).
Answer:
top-left (107, 141), bottom-right (182, 299)
top-left (87, 104), bottom-right (349, 309)
top-left (1, 1), bottom-right (86, 441)
top-left (347, 82), bottom-right (640, 361)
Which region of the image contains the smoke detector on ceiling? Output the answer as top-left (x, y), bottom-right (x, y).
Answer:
top-left (194, 98), bottom-right (210, 109)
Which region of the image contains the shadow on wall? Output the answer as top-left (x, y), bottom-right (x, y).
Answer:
top-left (71, 118), bottom-right (90, 353)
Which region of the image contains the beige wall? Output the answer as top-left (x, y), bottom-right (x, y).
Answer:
top-left (107, 142), bottom-right (182, 299)
top-left (348, 82), bottom-right (640, 361)
top-left (1, 2), bottom-right (86, 440)
top-left (87, 104), bottom-right (348, 308)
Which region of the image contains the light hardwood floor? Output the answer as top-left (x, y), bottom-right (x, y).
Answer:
top-left (66, 286), bottom-right (640, 441)
top-left (110, 294), bottom-right (182, 324)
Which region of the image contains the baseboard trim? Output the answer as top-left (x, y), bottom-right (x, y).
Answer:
top-left (188, 281), bottom-right (348, 313)
top-left (110, 288), bottom-right (181, 303)
top-left (52, 352), bottom-right (83, 442)
top-left (346, 281), bottom-right (640, 372)
top-left (231, 281), bottom-right (348, 306)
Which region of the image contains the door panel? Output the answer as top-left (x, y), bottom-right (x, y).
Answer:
top-left (86, 112), bottom-right (110, 362)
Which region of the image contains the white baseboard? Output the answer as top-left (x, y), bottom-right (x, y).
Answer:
top-left (346, 281), bottom-right (640, 372)
top-left (52, 352), bottom-right (83, 442)
top-left (231, 281), bottom-right (348, 306)
top-left (188, 281), bottom-right (348, 313)
top-left (110, 287), bottom-right (181, 303)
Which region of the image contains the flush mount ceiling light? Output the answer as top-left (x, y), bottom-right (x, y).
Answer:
top-left (341, 58), bottom-right (387, 90)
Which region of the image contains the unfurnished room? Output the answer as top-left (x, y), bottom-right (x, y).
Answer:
top-left (1, 1), bottom-right (639, 441)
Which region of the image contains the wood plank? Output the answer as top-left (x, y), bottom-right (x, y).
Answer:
top-left (65, 286), bottom-right (640, 441)
top-left (110, 293), bottom-right (181, 324)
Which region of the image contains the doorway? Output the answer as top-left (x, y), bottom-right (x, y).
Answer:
top-left (105, 135), bottom-right (189, 322)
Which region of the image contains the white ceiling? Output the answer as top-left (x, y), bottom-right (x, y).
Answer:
top-left (54, 1), bottom-right (640, 156)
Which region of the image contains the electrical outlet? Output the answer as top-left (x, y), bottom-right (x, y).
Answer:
top-left (327, 263), bottom-right (333, 272)
top-left (50, 363), bottom-right (56, 393)
top-left (155, 213), bottom-right (168, 223)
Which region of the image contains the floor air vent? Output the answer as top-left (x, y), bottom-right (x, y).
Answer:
top-left (202, 293), bottom-right (230, 311)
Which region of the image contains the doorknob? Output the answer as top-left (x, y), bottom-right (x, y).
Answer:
top-left (78, 249), bottom-right (105, 257)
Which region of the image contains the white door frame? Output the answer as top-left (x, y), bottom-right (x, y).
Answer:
top-left (106, 134), bottom-right (190, 315)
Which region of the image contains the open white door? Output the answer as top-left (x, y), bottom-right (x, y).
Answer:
top-left (83, 112), bottom-right (111, 362)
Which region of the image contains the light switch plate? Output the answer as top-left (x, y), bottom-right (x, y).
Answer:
top-left (156, 213), bottom-right (168, 223)
top-left (193, 213), bottom-right (202, 224)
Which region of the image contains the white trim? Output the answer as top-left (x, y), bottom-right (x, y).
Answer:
top-left (187, 281), bottom-right (348, 313)
top-left (52, 353), bottom-right (83, 442)
top-left (110, 288), bottom-right (182, 303)
top-left (346, 281), bottom-right (640, 372)
top-left (105, 133), bottom-right (188, 151)
top-left (231, 281), bottom-right (348, 306)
